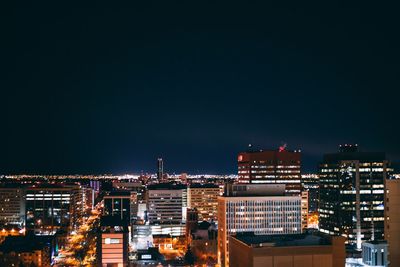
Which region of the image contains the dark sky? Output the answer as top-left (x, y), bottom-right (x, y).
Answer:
top-left (2, 2), bottom-right (400, 174)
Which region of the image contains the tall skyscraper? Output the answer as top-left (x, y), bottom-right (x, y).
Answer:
top-left (237, 147), bottom-right (301, 195)
top-left (319, 144), bottom-right (391, 250)
top-left (217, 184), bottom-right (302, 267)
top-left (157, 158), bottom-right (164, 182)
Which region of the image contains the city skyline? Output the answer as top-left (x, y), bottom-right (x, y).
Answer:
top-left (3, 3), bottom-right (400, 174)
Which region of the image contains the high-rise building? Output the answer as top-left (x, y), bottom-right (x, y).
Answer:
top-left (229, 232), bottom-right (345, 267)
top-left (0, 186), bottom-right (26, 227)
top-left (103, 191), bottom-right (135, 224)
top-left (26, 184), bottom-right (80, 235)
top-left (218, 184), bottom-right (302, 267)
top-left (319, 144), bottom-right (391, 250)
top-left (384, 178), bottom-right (400, 267)
top-left (157, 158), bottom-right (164, 182)
top-left (301, 174), bottom-right (319, 212)
top-left (187, 183), bottom-right (220, 222)
top-left (146, 183), bottom-right (187, 224)
top-left (238, 147), bottom-right (301, 195)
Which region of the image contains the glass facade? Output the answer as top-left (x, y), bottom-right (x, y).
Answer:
top-left (26, 187), bottom-right (74, 235)
top-left (319, 146), bottom-right (391, 250)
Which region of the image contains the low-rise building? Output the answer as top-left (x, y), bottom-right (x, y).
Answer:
top-left (0, 234), bottom-right (55, 267)
top-left (229, 232), bottom-right (345, 267)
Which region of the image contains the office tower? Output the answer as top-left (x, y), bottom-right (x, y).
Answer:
top-left (0, 186), bottom-right (26, 227)
top-left (384, 178), bottom-right (400, 267)
top-left (25, 184), bottom-right (80, 235)
top-left (319, 144), bottom-right (391, 250)
top-left (301, 174), bottom-right (319, 212)
top-left (187, 183), bottom-right (220, 222)
top-left (97, 216), bottom-right (129, 267)
top-left (218, 184), bottom-right (302, 267)
top-left (103, 191), bottom-right (135, 224)
top-left (157, 158), bottom-right (164, 181)
top-left (237, 147), bottom-right (301, 195)
top-left (146, 183), bottom-right (187, 224)
top-left (229, 233), bottom-right (345, 267)
top-left (301, 191), bottom-right (309, 231)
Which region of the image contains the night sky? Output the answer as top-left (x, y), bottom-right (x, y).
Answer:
top-left (2, 3), bottom-right (400, 174)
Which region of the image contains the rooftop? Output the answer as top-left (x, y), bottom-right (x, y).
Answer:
top-left (147, 182), bottom-right (187, 190)
top-left (189, 183), bottom-right (219, 189)
top-left (224, 183), bottom-right (286, 197)
top-left (0, 234), bottom-right (54, 253)
top-left (233, 232), bottom-right (333, 247)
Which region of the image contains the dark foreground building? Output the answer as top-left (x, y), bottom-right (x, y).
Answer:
top-left (229, 232), bottom-right (345, 267)
top-left (0, 234), bottom-right (56, 267)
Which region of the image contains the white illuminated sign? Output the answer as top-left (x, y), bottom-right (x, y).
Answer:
top-left (105, 238), bottom-right (120, 244)
top-left (141, 254), bottom-right (152, 259)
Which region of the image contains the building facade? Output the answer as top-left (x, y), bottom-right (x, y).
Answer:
top-left (97, 216), bottom-right (129, 267)
top-left (0, 186), bottom-right (26, 227)
top-left (187, 183), bottom-right (220, 222)
top-left (146, 183), bottom-right (187, 225)
top-left (301, 174), bottom-right (319, 212)
top-left (217, 184), bottom-right (302, 267)
top-left (26, 185), bottom-right (80, 235)
top-left (384, 178), bottom-right (400, 267)
top-left (103, 191), bottom-right (135, 224)
top-left (238, 148), bottom-right (301, 195)
top-left (229, 233), bottom-right (345, 267)
top-left (301, 191), bottom-right (309, 231)
top-left (319, 144), bottom-right (391, 250)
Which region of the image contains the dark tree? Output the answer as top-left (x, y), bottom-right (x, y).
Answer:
top-left (184, 246), bottom-right (195, 266)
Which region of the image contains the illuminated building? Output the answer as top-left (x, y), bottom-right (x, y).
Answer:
top-left (301, 174), bottom-right (319, 212)
top-left (0, 186), bottom-right (26, 227)
top-left (97, 216), bottom-right (129, 267)
top-left (301, 191), bottom-right (309, 231)
top-left (218, 184), bottom-right (302, 267)
top-left (146, 183), bottom-right (187, 224)
top-left (238, 147), bottom-right (301, 195)
top-left (345, 241), bottom-right (388, 266)
top-left (187, 183), bottom-right (220, 222)
top-left (229, 232), bottom-right (345, 267)
top-left (384, 178), bottom-right (400, 267)
top-left (319, 144), bottom-right (391, 250)
top-left (157, 158), bottom-right (164, 182)
top-left (25, 184), bottom-right (80, 235)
